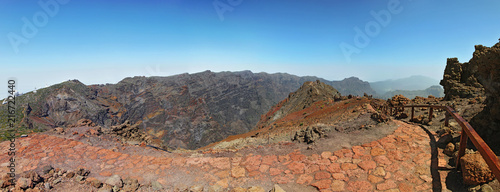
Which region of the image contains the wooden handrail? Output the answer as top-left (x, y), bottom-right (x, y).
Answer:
top-left (382, 104), bottom-right (500, 181)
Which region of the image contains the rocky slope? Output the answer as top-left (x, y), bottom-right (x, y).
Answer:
top-left (379, 85), bottom-right (444, 99)
top-left (0, 71), bottom-right (375, 150)
top-left (206, 80), bottom-right (387, 150)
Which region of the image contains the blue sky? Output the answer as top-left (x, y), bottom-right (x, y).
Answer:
top-left (1, 0), bottom-right (499, 94)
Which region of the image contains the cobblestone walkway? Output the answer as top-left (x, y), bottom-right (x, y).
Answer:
top-left (1, 120), bottom-right (447, 191)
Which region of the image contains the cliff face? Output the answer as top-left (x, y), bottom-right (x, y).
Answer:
top-left (1, 71), bottom-right (375, 149)
top-left (441, 39), bottom-right (500, 154)
top-left (469, 41), bottom-right (500, 154)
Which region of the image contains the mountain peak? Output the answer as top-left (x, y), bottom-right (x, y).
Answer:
top-left (256, 80), bottom-right (340, 128)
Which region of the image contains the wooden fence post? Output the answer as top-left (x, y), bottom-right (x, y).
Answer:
top-left (429, 107), bottom-right (433, 121)
top-left (411, 107), bottom-right (415, 120)
top-left (456, 130), bottom-right (468, 169)
top-left (445, 112), bottom-right (449, 127)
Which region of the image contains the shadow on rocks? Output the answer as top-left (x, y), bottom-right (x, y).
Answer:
top-left (418, 125), bottom-right (442, 192)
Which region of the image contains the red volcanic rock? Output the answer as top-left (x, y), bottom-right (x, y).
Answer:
top-left (314, 172), bottom-right (331, 180)
top-left (261, 155), bottom-right (277, 166)
top-left (287, 162), bottom-right (305, 174)
top-left (289, 152), bottom-right (306, 161)
top-left (209, 157), bottom-right (230, 170)
top-left (376, 180), bottom-right (397, 190)
top-left (357, 160), bottom-right (376, 171)
top-left (296, 174), bottom-right (313, 185)
top-left (347, 180), bottom-right (373, 192)
top-left (311, 179), bottom-right (332, 190)
top-left (460, 152), bottom-right (495, 185)
top-left (326, 163), bottom-right (342, 173)
top-left (269, 168), bottom-right (283, 176)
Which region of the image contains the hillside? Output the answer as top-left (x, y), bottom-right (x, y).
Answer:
top-left (205, 80), bottom-right (388, 150)
top-left (370, 75), bottom-right (441, 96)
top-left (0, 71), bottom-right (375, 150)
top-left (378, 85), bottom-right (445, 99)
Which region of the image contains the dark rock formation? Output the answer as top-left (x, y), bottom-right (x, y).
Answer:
top-left (441, 39), bottom-right (500, 154)
top-left (440, 58), bottom-right (484, 100)
top-left (469, 41), bottom-right (500, 154)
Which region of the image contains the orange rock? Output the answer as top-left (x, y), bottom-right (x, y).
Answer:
top-left (368, 174), bottom-right (383, 184)
top-left (321, 151), bottom-right (332, 159)
top-left (216, 178), bottom-right (229, 188)
top-left (311, 179), bottom-right (332, 190)
top-left (209, 157), bottom-right (231, 170)
top-left (289, 152), bottom-right (306, 161)
top-left (272, 174), bottom-right (294, 184)
top-left (316, 159), bottom-right (331, 166)
top-left (340, 163), bottom-right (357, 171)
top-left (259, 165), bottom-right (269, 173)
top-left (376, 179), bottom-right (397, 190)
top-left (370, 147), bottom-right (386, 156)
top-left (398, 182), bottom-right (414, 192)
top-left (296, 174), bottom-right (313, 185)
top-left (261, 155), bottom-right (277, 165)
top-left (305, 164), bottom-right (320, 174)
top-left (99, 171), bottom-right (112, 177)
top-left (357, 160), bottom-right (376, 171)
top-left (269, 168), bottom-right (283, 176)
top-left (231, 166), bottom-right (246, 178)
top-left (278, 155), bottom-right (290, 162)
top-left (215, 170), bottom-right (230, 178)
top-left (248, 170), bottom-right (260, 177)
top-left (287, 162), bottom-right (305, 174)
top-left (328, 155), bottom-right (338, 162)
top-left (326, 163), bottom-right (341, 173)
top-left (314, 172), bottom-right (331, 180)
top-left (374, 155), bottom-right (392, 165)
top-left (331, 180), bottom-right (345, 192)
top-left (172, 157), bottom-right (186, 167)
top-left (347, 180), bottom-right (373, 192)
top-left (331, 173), bottom-right (347, 181)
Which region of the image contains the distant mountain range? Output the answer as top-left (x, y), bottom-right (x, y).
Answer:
top-left (0, 70), bottom-right (374, 149)
top-left (369, 75), bottom-right (444, 99)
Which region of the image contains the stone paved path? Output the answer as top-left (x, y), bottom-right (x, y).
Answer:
top-left (1, 120), bottom-right (447, 191)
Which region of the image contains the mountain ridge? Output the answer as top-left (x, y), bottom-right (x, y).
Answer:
top-left (0, 70), bottom-right (375, 149)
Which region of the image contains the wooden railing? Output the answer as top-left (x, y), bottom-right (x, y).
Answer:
top-left (382, 104), bottom-right (500, 181)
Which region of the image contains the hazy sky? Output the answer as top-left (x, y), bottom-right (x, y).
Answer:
top-left (1, 0), bottom-right (499, 94)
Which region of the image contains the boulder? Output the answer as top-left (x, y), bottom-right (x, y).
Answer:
top-left (444, 143), bottom-right (455, 156)
top-left (16, 177), bottom-right (33, 189)
top-left (151, 180), bottom-right (163, 190)
top-left (460, 152), bottom-right (495, 185)
top-left (54, 127), bottom-right (65, 134)
top-left (292, 126), bottom-right (324, 144)
top-left (122, 178), bottom-right (139, 192)
top-left (105, 175), bottom-right (123, 188)
top-left (41, 165), bottom-right (53, 175)
top-left (371, 112), bottom-right (389, 123)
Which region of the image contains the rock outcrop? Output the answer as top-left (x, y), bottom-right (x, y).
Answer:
top-left (460, 152), bottom-right (495, 185)
top-left (264, 80), bottom-right (340, 124)
top-left (441, 39), bottom-right (500, 154)
top-left (469, 41), bottom-right (500, 154)
top-left (440, 58), bottom-right (484, 100)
